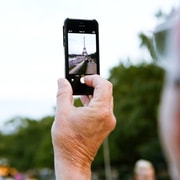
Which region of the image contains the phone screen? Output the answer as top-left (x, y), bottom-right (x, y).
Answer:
top-left (68, 32), bottom-right (97, 75)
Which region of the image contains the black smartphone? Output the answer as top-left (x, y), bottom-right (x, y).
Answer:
top-left (63, 18), bottom-right (100, 95)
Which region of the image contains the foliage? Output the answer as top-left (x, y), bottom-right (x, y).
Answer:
top-left (0, 116), bottom-right (54, 171)
top-left (139, 33), bottom-right (158, 61)
top-left (139, 8), bottom-right (176, 63)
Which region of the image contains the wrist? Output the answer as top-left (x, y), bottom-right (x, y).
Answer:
top-left (54, 153), bottom-right (91, 180)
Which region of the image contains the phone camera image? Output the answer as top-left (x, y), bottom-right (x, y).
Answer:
top-left (68, 35), bottom-right (97, 75)
top-left (63, 18), bottom-right (100, 95)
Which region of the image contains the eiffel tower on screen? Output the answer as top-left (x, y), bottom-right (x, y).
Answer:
top-left (82, 36), bottom-right (88, 56)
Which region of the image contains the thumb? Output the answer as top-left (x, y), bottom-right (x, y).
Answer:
top-left (56, 78), bottom-right (73, 111)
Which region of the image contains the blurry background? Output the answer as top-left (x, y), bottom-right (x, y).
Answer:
top-left (0, 0), bottom-right (179, 179)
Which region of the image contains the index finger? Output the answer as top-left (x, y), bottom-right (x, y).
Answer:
top-left (84, 75), bottom-right (113, 104)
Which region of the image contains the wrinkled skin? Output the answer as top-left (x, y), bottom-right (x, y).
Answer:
top-left (51, 75), bottom-right (116, 180)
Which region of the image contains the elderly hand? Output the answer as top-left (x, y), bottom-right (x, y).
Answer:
top-left (51, 75), bottom-right (116, 180)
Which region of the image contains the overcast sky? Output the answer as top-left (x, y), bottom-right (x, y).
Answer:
top-left (0, 0), bottom-right (179, 131)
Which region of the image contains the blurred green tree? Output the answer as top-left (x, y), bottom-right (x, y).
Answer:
top-left (0, 116), bottom-right (54, 171)
top-left (92, 62), bottom-right (166, 178)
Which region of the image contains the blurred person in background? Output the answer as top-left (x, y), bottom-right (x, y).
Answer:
top-left (158, 9), bottom-right (180, 180)
top-left (134, 159), bottom-right (155, 180)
